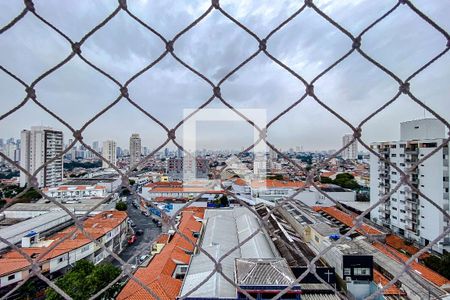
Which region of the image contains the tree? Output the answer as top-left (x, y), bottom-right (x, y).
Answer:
top-left (219, 195), bottom-right (229, 207)
top-left (115, 201), bottom-right (127, 211)
top-left (320, 176), bottom-right (333, 184)
top-left (423, 253), bottom-right (450, 280)
top-left (128, 179), bottom-right (136, 186)
top-left (332, 173), bottom-right (360, 190)
top-left (46, 260), bottom-right (121, 300)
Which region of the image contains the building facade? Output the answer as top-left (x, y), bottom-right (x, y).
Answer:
top-left (370, 119), bottom-right (450, 254)
top-left (0, 211), bottom-right (128, 290)
top-left (167, 157), bottom-right (209, 180)
top-left (19, 126), bottom-right (63, 187)
top-left (129, 133), bottom-right (141, 168)
top-left (342, 134), bottom-right (358, 160)
top-left (101, 140), bottom-right (116, 168)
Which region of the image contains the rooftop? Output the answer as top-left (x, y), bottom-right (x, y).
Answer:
top-left (180, 207), bottom-right (278, 299)
top-left (117, 207), bottom-right (204, 300)
top-left (0, 211), bottom-right (72, 250)
top-left (372, 243), bottom-right (450, 287)
top-left (43, 185), bottom-right (106, 192)
top-left (313, 206), bottom-right (385, 236)
top-left (0, 211), bottom-right (127, 277)
top-left (235, 258), bottom-right (298, 286)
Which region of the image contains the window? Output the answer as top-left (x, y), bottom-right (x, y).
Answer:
top-left (8, 274), bottom-right (15, 281)
top-left (354, 268), bottom-right (370, 276)
top-left (392, 207), bottom-right (397, 210)
top-left (315, 236), bottom-right (319, 243)
top-left (344, 268), bottom-right (351, 275)
top-left (81, 245), bottom-right (90, 252)
top-left (58, 257), bottom-right (64, 263)
top-left (392, 216), bottom-right (398, 219)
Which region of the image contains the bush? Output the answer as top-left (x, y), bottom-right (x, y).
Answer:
top-left (115, 201), bottom-right (127, 211)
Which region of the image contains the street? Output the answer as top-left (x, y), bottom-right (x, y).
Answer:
top-left (118, 193), bottom-right (161, 266)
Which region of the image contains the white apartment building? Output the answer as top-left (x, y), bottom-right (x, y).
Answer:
top-left (370, 119), bottom-right (450, 254)
top-left (19, 126), bottom-right (63, 187)
top-left (43, 184), bottom-right (107, 200)
top-left (102, 140), bottom-right (116, 168)
top-left (129, 133), bottom-right (141, 168)
top-left (342, 134), bottom-right (358, 160)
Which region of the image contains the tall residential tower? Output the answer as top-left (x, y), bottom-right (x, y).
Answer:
top-left (342, 134), bottom-right (358, 160)
top-left (129, 133), bottom-right (141, 168)
top-left (102, 140), bottom-right (117, 168)
top-left (370, 119), bottom-right (450, 254)
top-left (19, 126), bottom-right (64, 187)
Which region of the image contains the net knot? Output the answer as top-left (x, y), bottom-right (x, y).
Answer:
top-left (399, 82), bottom-right (410, 94)
top-left (305, 0), bottom-right (313, 8)
top-left (118, 0), bottom-right (127, 9)
top-left (72, 42), bottom-right (82, 54)
top-left (352, 37), bottom-right (361, 49)
top-left (306, 84), bottom-right (314, 96)
top-left (26, 87), bottom-right (36, 99)
top-left (353, 127), bottom-right (362, 139)
top-left (73, 130), bottom-right (83, 141)
top-left (213, 86), bottom-right (221, 97)
top-left (120, 87), bottom-right (129, 98)
top-left (166, 40), bottom-right (174, 52)
top-left (24, 0), bottom-right (35, 12)
top-left (212, 0), bottom-right (220, 9)
top-left (168, 129), bottom-right (176, 140)
top-left (259, 39), bottom-right (267, 51)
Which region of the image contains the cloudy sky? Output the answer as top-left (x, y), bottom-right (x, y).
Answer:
top-left (0, 0), bottom-right (449, 152)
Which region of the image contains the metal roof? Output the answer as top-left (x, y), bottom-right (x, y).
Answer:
top-left (180, 207), bottom-right (278, 299)
top-left (235, 258), bottom-right (296, 286)
top-left (0, 211), bottom-right (71, 250)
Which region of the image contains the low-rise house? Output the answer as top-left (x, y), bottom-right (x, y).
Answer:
top-left (141, 181), bottom-right (224, 202)
top-left (117, 207), bottom-right (204, 300)
top-left (0, 211), bottom-right (128, 290)
top-left (43, 184), bottom-right (107, 200)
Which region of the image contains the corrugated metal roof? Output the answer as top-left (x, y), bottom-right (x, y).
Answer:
top-left (235, 258), bottom-right (296, 286)
top-left (180, 207), bottom-right (278, 298)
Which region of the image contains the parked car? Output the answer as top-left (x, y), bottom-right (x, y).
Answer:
top-left (127, 220), bottom-right (136, 227)
top-left (142, 211), bottom-right (150, 217)
top-left (157, 221), bottom-right (162, 228)
top-left (128, 235), bottom-right (137, 245)
top-left (139, 254), bottom-right (150, 263)
top-left (136, 229), bottom-right (144, 235)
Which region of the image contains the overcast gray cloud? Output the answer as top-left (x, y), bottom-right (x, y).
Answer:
top-left (1, 0), bottom-right (449, 151)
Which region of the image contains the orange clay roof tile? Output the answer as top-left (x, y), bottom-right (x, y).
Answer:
top-left (372, 243), bottom-right (450, 287)
top-left (117, 208), bottom-right (205, 300)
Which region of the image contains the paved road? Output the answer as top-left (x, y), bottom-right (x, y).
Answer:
top-left (118, 194), bottom-right (161, 266)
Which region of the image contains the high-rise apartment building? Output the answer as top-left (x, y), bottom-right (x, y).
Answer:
top-left (342, 134), bottom-right (358, 160)
top-left (370, 119), bottom-right (450, 253)
top-left (102, 140), bottom-right (117, 168)
top-left (129, 133), bottom-right (141, 167)
top-left (19, 126), bottom-right (64, 188)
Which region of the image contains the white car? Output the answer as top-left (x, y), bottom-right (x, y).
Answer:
top-left (139, 254), bottom-right (150, 263)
